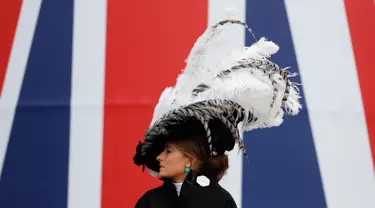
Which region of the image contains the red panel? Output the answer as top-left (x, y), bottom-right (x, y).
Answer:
top-left (102, 1), bottom-right (208, 207)
top-left (344, 0), bottom-right (375, 168)
top-left (0, 1), bottom-right (22, 96)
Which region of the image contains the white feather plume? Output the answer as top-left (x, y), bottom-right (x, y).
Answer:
top-left (150, 18), bottom-right (302, 135)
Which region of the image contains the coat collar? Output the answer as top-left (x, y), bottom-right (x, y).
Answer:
top-left (161, 171), bottom-right (218, 195)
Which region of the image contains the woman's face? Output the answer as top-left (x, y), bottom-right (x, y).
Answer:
top-left (156, 142), bottom-right (191, 182)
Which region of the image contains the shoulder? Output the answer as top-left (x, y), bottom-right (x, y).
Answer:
top-left (139, 185), bottom-right (166, 199)
top-left (135, 186), bottom-right (165, 208)
top-left (211, 183), bottom-right (232, 197)
top-left (212, 184), bottom-right (237, 207)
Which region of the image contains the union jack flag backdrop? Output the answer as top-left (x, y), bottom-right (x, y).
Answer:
top-left (0, 0), bottom-right (374, 208)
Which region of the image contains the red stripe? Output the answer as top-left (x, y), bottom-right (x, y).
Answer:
top-left (344, 0), bottom-right (375, 168)
top-left (0, 1), bottom-right (22, 96)
top-left (102, 1), bottom-right (208, 207)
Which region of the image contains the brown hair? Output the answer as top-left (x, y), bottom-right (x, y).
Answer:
top-left (162, 117), bottom-right (233, 180)
top-left (173, 137), bottom-right (229, 181)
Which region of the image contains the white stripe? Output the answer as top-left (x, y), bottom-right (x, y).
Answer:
top-left (285, 1), bottom-right (375, 207)
top-left (208, 1), bottom-right (246, 207)
top-left (68, 0), bottom-right (107, 207)
top-left (0, 0), bottom-right (42, 177)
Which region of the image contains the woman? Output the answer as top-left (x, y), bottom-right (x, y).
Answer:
top-left (133, 18), bottom-right (302, 208)
top-left (135, 119), bottom-right (237, 207)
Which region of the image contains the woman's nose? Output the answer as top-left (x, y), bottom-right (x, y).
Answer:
top-left (156, 153), bottom-right (162, 161)
top-left (157, 151), bottom-right (166, 161)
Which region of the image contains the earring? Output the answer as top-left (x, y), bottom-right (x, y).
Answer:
top-left (184, 164), bottom-right (190, 173)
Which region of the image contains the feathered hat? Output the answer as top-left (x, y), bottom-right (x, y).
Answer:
top-left (133, 17), bottom-right (302, 176)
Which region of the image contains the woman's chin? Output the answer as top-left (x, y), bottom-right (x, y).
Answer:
top-left (158, 171), bottom-right (168, 178)
top-left (158, 172), bottom-right (177, 179)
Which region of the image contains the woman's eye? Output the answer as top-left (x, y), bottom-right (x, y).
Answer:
top-left (163, 146), bottom-right (172, 153)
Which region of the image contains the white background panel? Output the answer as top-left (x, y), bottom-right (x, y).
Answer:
top-left (68, 0), bottom-right (107, 207)
top-left (208, 0), bottom-right (246, 207)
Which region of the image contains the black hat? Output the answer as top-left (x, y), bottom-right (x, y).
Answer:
top-left (133, 18), bottom-right (302, 176)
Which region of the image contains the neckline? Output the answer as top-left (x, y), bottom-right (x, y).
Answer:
top-left (162, 171), bottom-right (218, 188)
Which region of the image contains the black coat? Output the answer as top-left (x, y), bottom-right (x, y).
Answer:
top-left (135, 173), bottom-right (237, 208)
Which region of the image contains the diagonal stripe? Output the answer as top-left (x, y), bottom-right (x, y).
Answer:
top-left (102, 0), bottom-right (208, 207)
top-left (0, 0), bottom-right (22, 96)
top-left (207, 1), bottom-right (246, 207)
top-left (285, 0), bottom-right (375, 207)
top-left (0, 0), bottom-right (41, 179)
top-left (344, 0), bottom-right (375, 171)
top-left (242, 1), bottom-right (327, 207)
top-left (0, 1), bottom-right (74, 207)
top-left (67, 0), bottom-right (107, 208)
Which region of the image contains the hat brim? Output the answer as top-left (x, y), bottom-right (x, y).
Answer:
top-left (134, 103), bottom-right (239, 174)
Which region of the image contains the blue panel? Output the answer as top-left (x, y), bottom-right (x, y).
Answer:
top-left (0, 0), bottom-right (73, 207)
top-left (242, 1), bottom-right (327, 207)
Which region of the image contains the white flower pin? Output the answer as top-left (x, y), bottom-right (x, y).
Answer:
top-left (196, 175), bottom-right (210, 187)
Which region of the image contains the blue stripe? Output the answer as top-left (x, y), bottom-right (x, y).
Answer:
top-left (0, 0), bottom-right (73, 207)
top-left (242, 1), bottom-right (327, 207)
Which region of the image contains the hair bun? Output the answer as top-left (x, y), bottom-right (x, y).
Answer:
top-left (208, 154), bottom-right (229, 180)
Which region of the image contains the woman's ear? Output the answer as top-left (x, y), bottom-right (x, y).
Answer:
top-left (189, 157), bottom-right (196, 170)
